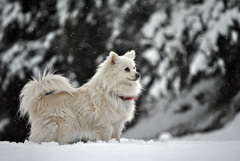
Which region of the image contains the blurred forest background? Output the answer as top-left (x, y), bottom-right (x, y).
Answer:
top-left (1, 0), bottom-right (240, 142)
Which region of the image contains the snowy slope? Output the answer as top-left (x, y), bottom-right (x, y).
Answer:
top-left (0, 139), bottom-right (239, 161)
top-left (178, 112), bottom-right (240, 141)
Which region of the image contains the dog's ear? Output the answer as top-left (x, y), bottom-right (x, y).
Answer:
top-left (109, 51), bottom-right (119, 65)
top-left (124, 50), bottom-right (136, 59)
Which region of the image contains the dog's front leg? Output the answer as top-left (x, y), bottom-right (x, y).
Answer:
top-left (112, 123), bottom-right (124, 142)
top-left (113, 131), bottom-right (121, 142)
top-left (99, 125), bottom-right (113, 142)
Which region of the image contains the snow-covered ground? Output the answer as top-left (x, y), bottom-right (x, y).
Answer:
top-left (1, 113), bottom-right (240, 161)
top-left (0, 139), bottom-right (239, 161)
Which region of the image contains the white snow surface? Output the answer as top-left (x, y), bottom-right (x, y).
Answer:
top-left (0, 139), bottom-right (239, 161)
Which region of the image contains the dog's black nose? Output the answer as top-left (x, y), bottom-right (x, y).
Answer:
top-left (135, 73), bottom-right (140, 79)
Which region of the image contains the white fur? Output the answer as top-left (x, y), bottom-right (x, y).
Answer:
top-left (19, 50), bottom-right (142, 144)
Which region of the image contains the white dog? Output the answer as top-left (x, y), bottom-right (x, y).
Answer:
top-left (19, 50), bottom-right (141, 144)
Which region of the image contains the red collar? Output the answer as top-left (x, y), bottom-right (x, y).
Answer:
top-left (118, 95), bottom-right (135, 101)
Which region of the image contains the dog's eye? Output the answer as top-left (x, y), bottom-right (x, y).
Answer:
top-left (124, 67), bottom-right (130, 72)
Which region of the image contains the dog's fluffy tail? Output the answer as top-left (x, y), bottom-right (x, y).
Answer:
top-left (19, 69), bottom-right (77, 117)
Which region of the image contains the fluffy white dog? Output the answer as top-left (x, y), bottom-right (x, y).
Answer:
top-left (20, 50), bottom-right (141, 144)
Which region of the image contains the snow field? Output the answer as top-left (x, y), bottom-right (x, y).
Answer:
top-left (1, 139), bottom-right (240, 161)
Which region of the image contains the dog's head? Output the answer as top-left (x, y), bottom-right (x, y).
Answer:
top-left (107, 50), bottom-right (141, 84)
top-left (93, 50), bottom-right (142, 97)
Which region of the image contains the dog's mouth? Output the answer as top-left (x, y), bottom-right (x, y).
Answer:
top-left (117, 95), bottom-right (136, 101)
top-left (127, 78), bottom-right (139, 81)
top-left (127, 73), bottom-right (140, 81)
